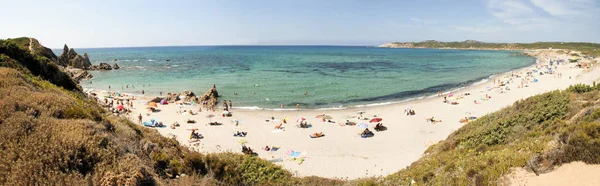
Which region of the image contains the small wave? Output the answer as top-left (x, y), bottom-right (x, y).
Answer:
top-left (236, 106), bottom-right (262, 110)
top-left (171, 65), bottom-right (179, 67)
top-left (354, 101), bottom-right (396, 108)
top-left (471, 78), bottom-right (489, 86)
top-left (133, 60), bottom-right (138, 62)
top-left (148, 59), bottom-right (156, 62)
top-left (270, 108), bottom-right (297, 111)
top-left (316, 106), bottom-right (346, 110)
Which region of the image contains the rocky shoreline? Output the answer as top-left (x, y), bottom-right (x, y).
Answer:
top-left (24, 38), bottom-right (121, 82)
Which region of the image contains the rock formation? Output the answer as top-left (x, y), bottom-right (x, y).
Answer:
top-left (160, 88), bottom-right (218, 106)
top-left (113, 63), bottom-right (120, 69)
top-left (58, 44), bottom-right (92, 69)
top-left (200, 86), bottom-right (219, 107)
top-left (89, 63), bottom-right (113, 70)
top-left (72, 70), bottom-right (93, 82)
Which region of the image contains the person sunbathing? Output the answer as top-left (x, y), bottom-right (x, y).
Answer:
top-left (190, 131), bottom-right (202, 139)
top-left (299, 122), bottom-right (308, 128)
top-left (459, 117), bottom-right (469, 123)
top-left (274, 123), bottom-right (283, 129)
top-left (310, 132), bottom-right (324, 138)
top-left (361, 128), bottom-right (375, 138)
top-left (426, 117), bottom-right (442, 124)
top-left (234, 131), bottom-right (247, 137)
top-left (241, 145), bottom-right (254, 155)
top-left (264, 146), bottom-right (270, 151)
top-left (374, 123), bottom-right (386, 131)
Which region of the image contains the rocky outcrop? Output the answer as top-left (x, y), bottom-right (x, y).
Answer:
top-left (89, 63), bottom-right (113, 70)
top-left (58, 45), bottom-right (92, 69)
top-left (200, 86), bottom-right (219, 106)
top-left (72, 70), bottom-right (93, 82)
top-left (113, 63), bottom-right (120, 69)
top-left (164, 91), bottom-right (200, 103)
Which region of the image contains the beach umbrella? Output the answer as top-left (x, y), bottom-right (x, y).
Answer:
top-left (148, 102), bottom-right (158, 108)
top-left (207, 114), bottom-right (215, 122)
top-left (297, 117), bottom-right (306, 123)
top-left (117, 105), bottom-right (124, 110)
top-left (160, 99), bottom-right (168, 105)
top-left (356, 123), bottom-right (369, 128)
top-left (369, 118), bottom-right (382, 123)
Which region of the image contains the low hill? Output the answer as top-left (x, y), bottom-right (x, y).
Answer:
top-left (380, 40), bottom-right (600, 56)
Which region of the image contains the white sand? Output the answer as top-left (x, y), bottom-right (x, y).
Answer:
top-left (93, 50), bottom-right (600, 179)
top-left (507, 161), bottom-right (600, 186)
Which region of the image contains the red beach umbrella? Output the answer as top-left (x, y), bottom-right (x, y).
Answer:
top-left (117, 105), bottom-right (124, 110)
top-left (369, 118), bottom-right (382, 123)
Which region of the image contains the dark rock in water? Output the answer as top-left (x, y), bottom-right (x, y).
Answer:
top-left (89, 63), bottom-right (113, 70)
top-left (113, 63), bottom-right (120, 69)
top-left (58, 44), bottom-right (92, 69)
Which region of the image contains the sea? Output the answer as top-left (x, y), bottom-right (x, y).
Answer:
top-left (60, 46), bottom-right (535, 109)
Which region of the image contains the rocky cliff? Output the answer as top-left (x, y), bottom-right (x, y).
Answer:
top-left (29, 38), bottom-right (59, 62)
top-left (57, 44), bottom-right (92, 69)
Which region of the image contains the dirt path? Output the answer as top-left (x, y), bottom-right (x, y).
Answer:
top-left (28, 38), bottom-right (34, 52)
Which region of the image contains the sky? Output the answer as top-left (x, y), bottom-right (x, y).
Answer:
top-left (1, 0), bottom-right (599, 48)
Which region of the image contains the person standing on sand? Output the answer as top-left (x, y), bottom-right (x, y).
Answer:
top-left (296, 104), bottom-right (300, 110)
top-left (142, 90), bottom-right (145, 94)
top-left (229, 100), bottom-right (232, 108)
top-left (109, 85), bottom-right (111, 90)
top-left (138, 114), bottom-right (142, 125)
top-left (281, 103), bottom-right (284, 108)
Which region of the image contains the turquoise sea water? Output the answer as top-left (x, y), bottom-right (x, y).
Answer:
top-left (64, 46), bottom-right (534, 109)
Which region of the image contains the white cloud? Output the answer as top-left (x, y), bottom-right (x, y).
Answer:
top-left (487, 0), bottom-right (533, 19)
top-left (530, 0), bottom-right (599, 18)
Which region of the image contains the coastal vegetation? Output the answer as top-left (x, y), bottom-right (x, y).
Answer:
top-left (1, 38), bottom-right (600, 185)
top-left (385, 40), bottom-right (600, 56)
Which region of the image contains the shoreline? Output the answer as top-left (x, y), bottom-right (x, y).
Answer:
top-left (87, 49), bottom-right (600, 179)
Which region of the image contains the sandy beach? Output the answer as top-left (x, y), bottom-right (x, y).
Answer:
top-left (91, 50), bottom-right (600, 179)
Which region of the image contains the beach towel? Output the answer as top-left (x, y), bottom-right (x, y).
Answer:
top-left (290, 151), bottom-right (301, 157)
top-left (143, 121), bottom-right (154, 127)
